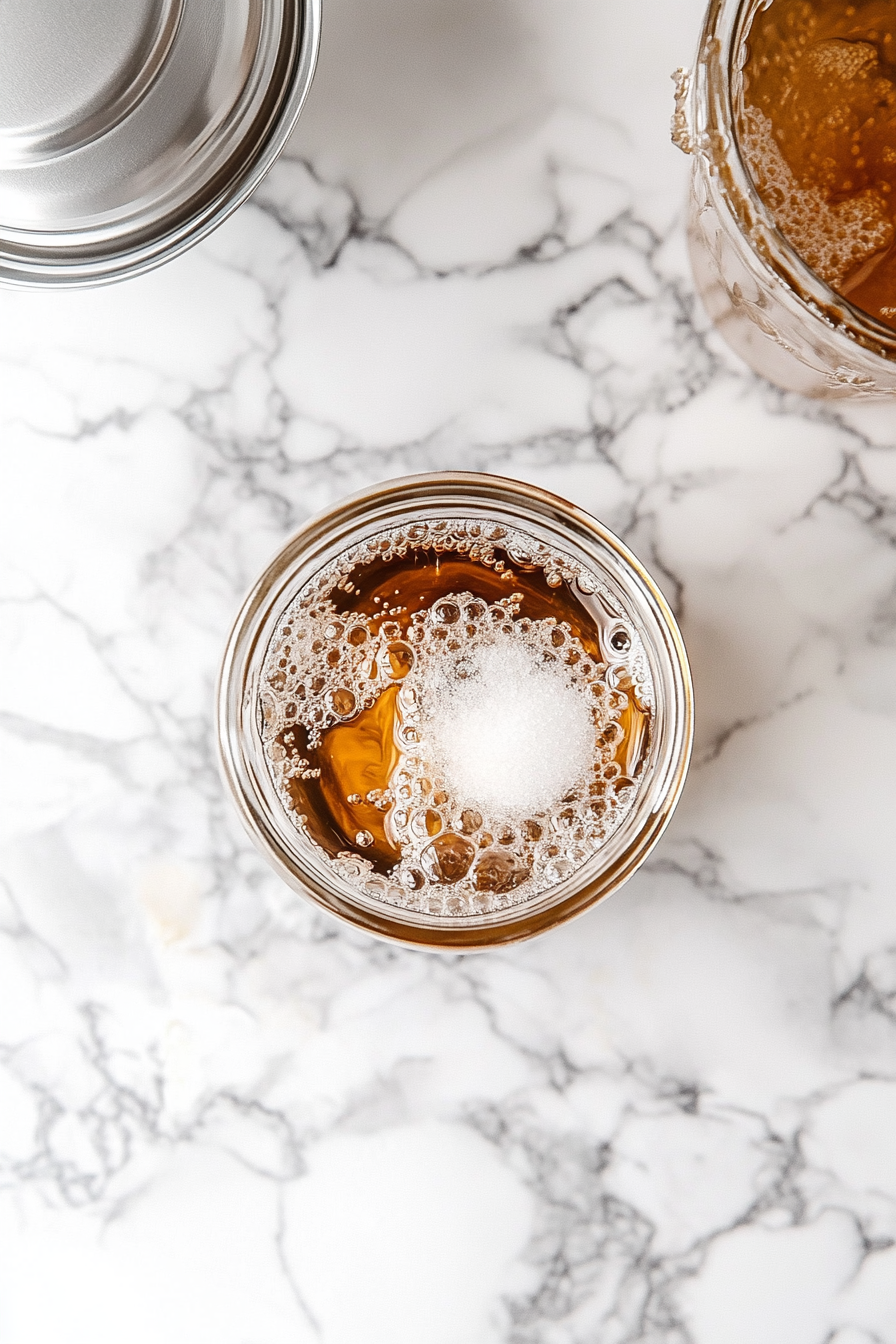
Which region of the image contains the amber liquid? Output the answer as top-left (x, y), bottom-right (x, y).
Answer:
top-left (742, 0), bottom-right (896, 329)
top-left (268, 545), bottom-right (651, 879)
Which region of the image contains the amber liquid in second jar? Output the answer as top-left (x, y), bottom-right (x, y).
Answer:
top-left (741, 0), bottom-right (896, 328)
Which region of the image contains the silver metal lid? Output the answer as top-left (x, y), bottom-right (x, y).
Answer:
top-left (0, 0), bottom-right (320, 287)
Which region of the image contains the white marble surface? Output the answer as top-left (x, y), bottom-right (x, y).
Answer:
top-left (2, 0), bottom-right (896, 1339)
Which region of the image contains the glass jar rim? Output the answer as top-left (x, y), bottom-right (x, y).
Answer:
top-left (216, 472), bottom-right (694, 951)
top-left (692, 0), bottom-right (896, 364)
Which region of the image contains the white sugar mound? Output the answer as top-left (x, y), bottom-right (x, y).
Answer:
top-left (421, 635), bottom-right (595, 817)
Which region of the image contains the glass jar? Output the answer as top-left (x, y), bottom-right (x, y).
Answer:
top-left (217, 474), bottom-right (693, 951)
top-left (675, 0), bottom-right (896, 397)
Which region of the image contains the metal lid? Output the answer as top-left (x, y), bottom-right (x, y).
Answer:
top-left (0, 0), bottom-right (320, 287)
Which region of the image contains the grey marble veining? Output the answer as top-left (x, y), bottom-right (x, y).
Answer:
top-left (1, 0), bottom-right (896, 1340)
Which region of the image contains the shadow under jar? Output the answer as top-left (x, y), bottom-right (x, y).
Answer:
top-left (217, 474), bottom-right (693, 952)
top-left (675, 0), bottom-right (896, 397)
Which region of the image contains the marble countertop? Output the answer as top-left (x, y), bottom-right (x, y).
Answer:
top-left (2, 0), bottom-right (896, 1340)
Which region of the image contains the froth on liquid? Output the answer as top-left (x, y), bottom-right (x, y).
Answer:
top-left (259, 520), bottom-right (653, 919)
top-left (740, 0), bottom-right (896, 328)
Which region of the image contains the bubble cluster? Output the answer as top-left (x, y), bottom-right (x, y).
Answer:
top-left (380, 597), bottom-right (642, 916)
top-left (739, 0), bottom-right (896, 304)
top-left (740, 105), bottom-right (895, 290)
top-left (292, 518), bottom-right (620, 624)
top-left (259, 519), bottom-right (654, 918)
top-left (259, 606), bottom-right (412, 753)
